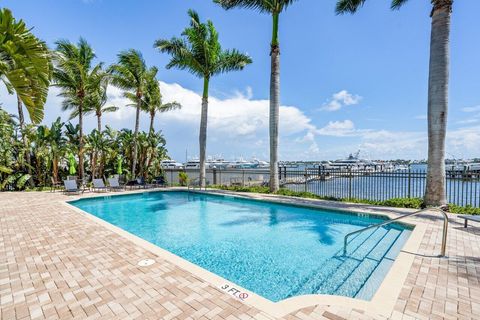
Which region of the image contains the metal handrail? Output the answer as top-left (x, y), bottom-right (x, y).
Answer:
top-left (343, 207), bottom-right (448, 257)
top-left (187, 177), bottom-right (206, 191)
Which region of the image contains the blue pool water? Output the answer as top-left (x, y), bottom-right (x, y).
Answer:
top-left (70, 191), bottom-right (412, 302)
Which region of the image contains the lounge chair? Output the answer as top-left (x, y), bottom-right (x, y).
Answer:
top-left (152, 176), bottom-right (167, 188)
top-left (136, 177), bottom-right (154, 189)
top-left (51, 177), bottom-right (63, 192)
top-left (125, 179), bottom-right (140, 189)
top-left (92, 179), bottom-right (108, 192)
top-left (63, 180), bottom-right (82, 195)
top-left (126, 177), bottom-right (153, 189)
top-left (459, 215), bottom-right (480, 228)
top-left (108, 177), bottom-right (125, 191)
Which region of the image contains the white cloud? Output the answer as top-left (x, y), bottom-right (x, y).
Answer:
top-left (2, 82), bottom-right (480, 161)
top-left (414, 115), bottom-right (427, 120)
top-left (462, 105), bottom-right (480, 113)
top-left (322, 90), bottom-right (362, 112)
top-left (317, 120), bottom-right (358, 136)
top-left (456, 118), bottom-right (479, 125)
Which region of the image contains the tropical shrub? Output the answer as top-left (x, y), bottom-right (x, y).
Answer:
top-left (178, 171), bottom-right (189, 186)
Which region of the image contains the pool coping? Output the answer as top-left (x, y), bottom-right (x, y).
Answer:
top-left (61, 187), bottom-right (427, 318)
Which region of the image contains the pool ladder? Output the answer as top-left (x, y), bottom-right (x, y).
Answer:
top-left (187, 177), bottom-right (207, 191)
top-left (343, 207), bottom-right (448, 257)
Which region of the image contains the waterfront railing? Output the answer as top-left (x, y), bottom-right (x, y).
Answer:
top-left (163, 167), bottom-right (480, 208)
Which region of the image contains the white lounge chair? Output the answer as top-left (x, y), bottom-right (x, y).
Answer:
top-left (63, 180), bottom-right (81, 195)
top-left (92, 179), bottom-right (108, 192)
top-left (108, 177), bottom-right (124, 191)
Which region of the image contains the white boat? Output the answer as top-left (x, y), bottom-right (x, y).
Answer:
top-left (209, 157), bottom-right (230, 169)
top-left (252, 158), bottom-right (269, 168)
top-left (184, 158), bottom-right (214, 169)
top-left (329, 151), bottom-right (380, 171)
top-left (160, 159), bottom-right (184, 169)
top-left (185, 158), bottom-right (200, 169)
top-left (228, 158), bottom-right (256, 169)
top-left (394, 164), bottom-right (410, 172)
top-left (448, 162), bottom-right (480, 172)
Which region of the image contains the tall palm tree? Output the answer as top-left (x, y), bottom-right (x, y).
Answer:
top-left (214, 0), bottom-right (297, 192)
top-left (336, 0), bottom-right (452, 207)
top-left (141, 73), bottom-right (181, 134)
top-left (109, 49), bottom-right (150, 178)
top-left (0, 8), bottom-right (52, 124)
top-left (37, 118), bottom-right (67, 183)
top-left (155, 9), bottom-right (252, 187)
top-left (86, 129), bottom-right (110, 179)
top-left (53, 38), bottom-right (100, 180)
top-left (71, 68), bottom-right (118, 131)
top-left (1, 8), bottom-right (52, 186)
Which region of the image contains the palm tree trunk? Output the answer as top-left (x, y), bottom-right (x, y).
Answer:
top-left (97, 113), bottom-right (102, 132)
top-left (269, 13), bottom-right (280, 192)
top-left (78, 102), bottom-right (84, 180)
top-left (149, 111), bottom-right (155, 134)
top-left (52, 156), bottom-right (59, 183)
top-left (424, 1), bottom-right (452, 207)
top-left (17, 95), bottom-right (34, 187)
top-left (131, 98), bottom-right (141, 178)
top-left (17, 95), bottom-right (25, 129)
top-left (199, 77), bottom-right (209, 188)
top-left (92, 153), bottom-right (97, 179)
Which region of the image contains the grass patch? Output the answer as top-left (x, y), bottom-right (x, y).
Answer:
top-left (211, 185), bottom-right (480, 214)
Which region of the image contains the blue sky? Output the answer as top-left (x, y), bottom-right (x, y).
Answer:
top-left (2, 0), bottom-right (480, 161)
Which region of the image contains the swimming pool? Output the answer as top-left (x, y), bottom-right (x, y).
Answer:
top-left (70, 191), bottom-right (412, 302)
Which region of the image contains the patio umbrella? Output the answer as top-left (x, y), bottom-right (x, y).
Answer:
top-left (68, 153), bottom-right (77, 175)
top-left (116, 156), bottom-right (123, 175)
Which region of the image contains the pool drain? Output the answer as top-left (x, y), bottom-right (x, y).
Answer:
top-left (137, 259), bottom-right (155, 267)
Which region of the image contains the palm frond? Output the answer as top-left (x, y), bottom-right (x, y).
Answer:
top-left (391, 0), bottom-right (409, 10)
top-left (214, 0), bottom-right (298, 14)
top-left (155, 10), bottom-right (251, 80)
top-left (335, 0), bottom-right (367, 14)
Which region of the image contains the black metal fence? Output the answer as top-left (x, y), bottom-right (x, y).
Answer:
top-left (163, 167), bottom-right (480, 208)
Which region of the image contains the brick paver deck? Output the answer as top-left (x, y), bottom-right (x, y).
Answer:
top-left (0, 190), bottom-right (479, 320)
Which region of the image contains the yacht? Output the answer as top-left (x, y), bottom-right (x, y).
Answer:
top-left (329, 151), bottom-right (379, 171)
top-left (160, 159), bottom-right (184, 169)
top-left (252, 158), bottom-right (269, 168)
top-left (184, 158), bottom-right (215, 169)
top-left (228, 158), bottom-right (256, 169)
top-left (209, 157), bottom-right (230, 169)
top-left (184, 158), bottom-right (201, 169)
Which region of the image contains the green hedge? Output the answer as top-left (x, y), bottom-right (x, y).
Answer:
top-left (212, 185), bottom-right (480, 215)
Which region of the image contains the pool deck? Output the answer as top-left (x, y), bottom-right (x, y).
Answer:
top-left (1, 188), bottom-right (479, 320)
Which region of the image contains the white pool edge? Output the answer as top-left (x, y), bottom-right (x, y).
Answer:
top-left (62, 188), bottom-right (427, 318)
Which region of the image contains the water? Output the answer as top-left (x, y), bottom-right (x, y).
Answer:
top-left (71, 191), bottom-right (412, 302)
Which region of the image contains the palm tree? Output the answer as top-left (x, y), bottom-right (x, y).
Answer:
top-left (1, 8), bottom-right (52, 186)
top-left (37, 118), bottom-right (67, 183)
top-left (155, 9), bottom-right (252, 187)
top-left (86, 129), bottom-right (110, 179)
top-left (336, 0), bottom-right (452, 207)
top-left (71, 68), bottom-right (118, 131)
top-left (109, 49), bottom-right (150, 178)
top-left (0, 8), bottom-right (52, 124)
top-left (53, 38), bottom-right (101, 180)
top-left (214, 0), bottom-right (297, 192)
top-left (142, 73), bottom-right (181, 134)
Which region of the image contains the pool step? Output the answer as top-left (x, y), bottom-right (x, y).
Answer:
top-left (289, 227), bottom-right (403, 298)
top-left (287, 226), bottom-right (388, 297)
top-left (310, 227), bottom-right (394, 295)
top-left (354, 229), bottom-right (411, 300)
top-left (333, 228), bottom-right (402, 298)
